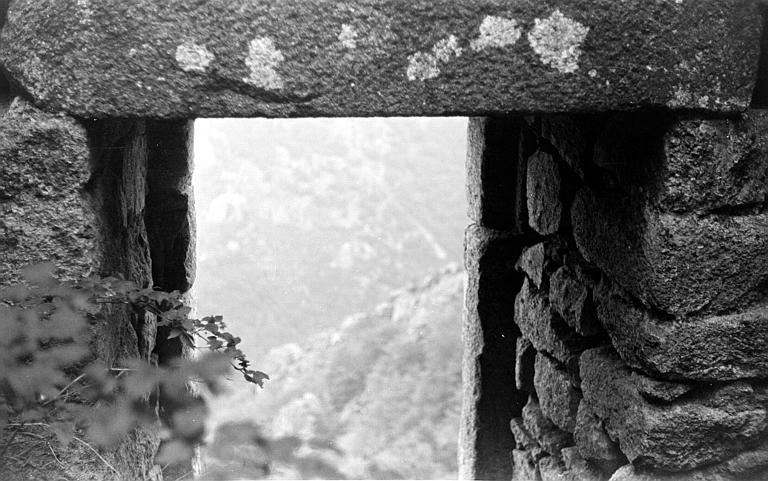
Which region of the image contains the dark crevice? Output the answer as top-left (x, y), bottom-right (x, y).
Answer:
top-left (751, 3), bottom-right (768, 108)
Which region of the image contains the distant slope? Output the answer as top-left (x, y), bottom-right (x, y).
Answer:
top-left (192, 118), bottom-right (468, 356)
top-left (203, 265), bottom-right (465, 480)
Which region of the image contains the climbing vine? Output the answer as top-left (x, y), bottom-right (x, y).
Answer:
top-left (0, 263), bottom-right (267, 469)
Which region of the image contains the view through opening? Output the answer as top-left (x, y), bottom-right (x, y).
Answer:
top-left (193, 118), bottom-right (468, 480)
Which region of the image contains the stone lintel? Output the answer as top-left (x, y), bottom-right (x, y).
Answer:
top-left (0, 0), bottom-right (762, 118)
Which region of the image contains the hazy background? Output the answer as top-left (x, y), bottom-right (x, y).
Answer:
top-left (192, 118), bottom-right (468, 479)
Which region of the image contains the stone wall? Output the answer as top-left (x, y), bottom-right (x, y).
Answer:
top-left (463, 113), bottom-right (768, 480)
top-left (0, 1), bottom-right (767, 479)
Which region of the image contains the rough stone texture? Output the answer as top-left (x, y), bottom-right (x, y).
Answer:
top-left (594, 278), bottom-right (768, 382)
top-left (522, 396), bottom-right (573, 455)
top-left (516, 336), bottom-right (536, 393)
top-left (538, 454), bottom-right (603, 481)
top-left (549, 264), bottom-right (602, 336)
top-left (526, 151), bottom-right (562, 235)
top-left (631, 372), bottom-right (693, 404)
top-left (574, 400), bottom-right (625, 470)
top-left (0, 98), bottom-right (95, 284)
top-left (560, 447), bottom-right (605, 481)
top-left (0, 0), bottom-right (761, 118)
top-left (512, 449), bottom-right (541, 481)
top-left (517, 242), bottom-right (547, 288)
top-left (541, 116), bottom-right (602, 180)
top-left (534, 352), bottom-right (581, 433)
top-left (460, 224), bottom-right (527, 480)
top-left (609, 440), bottom-right (768, 481)
top-left (580, 347), bottom-right (768, 471)
top-left (511, 417), bottom-right (538, 451)
top-left (656, 112), bottom-right (768, 214)
top-left (515, 277), bottom-right (597, 364)
top-left (467, 117), bottom-right (527, 232)
top-left (574, 187), bottom-right (768, 317)
top-left (573, 111), bottom-right (768, 317)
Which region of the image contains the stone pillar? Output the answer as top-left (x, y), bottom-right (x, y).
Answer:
top-left (503, 111), bottom-right (768, 481)
top-left (459, 117), bottom-right (529, 480)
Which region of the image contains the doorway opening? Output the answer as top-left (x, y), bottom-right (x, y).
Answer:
top-left (192, 117), bottom-right (468, 479)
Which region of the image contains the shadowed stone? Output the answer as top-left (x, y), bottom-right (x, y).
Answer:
top-left (581, 347), bottom-right (768, 471)
top-left (0, 0), bottom-right (761, 118)
top-left (574, 400), bottom-right (625, 471)
top-left (594, 278), bottom-right (768, 382)
top-left (549, 264), bottom-right (602, 336)
top-left (512, 449), bottom-right (542, 481)
top-left (516, 337), bottom-right (536, 393)
top-left (527, 151), bottom-right (562, 235)
top-left (522, 396), bottom-right (573, 455)
top-left (515, 277), bottom-right (596, 364)
top-left (534, 352), bottom-right (581, 433)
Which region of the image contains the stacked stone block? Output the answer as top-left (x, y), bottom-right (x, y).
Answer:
top-left (496, 113), bottom-right (768, 480)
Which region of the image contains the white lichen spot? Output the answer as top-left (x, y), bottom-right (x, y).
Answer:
top-left (588, 69), bottom-right (597, 78)
top-left (175, 42), bottom-right (215, 73)
top-left (470, 16), bottom-right (522, 51)
top-left (243, 37), bottom-right (285, 90)
top-left (338, 24), bottom-right (358, 49)
top-left (433, 35), bottom-right (463, 62)
top-left (407, 35), bottom-right (463, 81)
top-left (76, 0), bottom-right (94, 25)
top-left (527, 9), bottom-right (590, 74)
top-left (407, 52), bottom-right (440, 81)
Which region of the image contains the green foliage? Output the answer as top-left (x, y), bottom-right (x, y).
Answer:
top-left (0, 263), bottom-right (266, 467)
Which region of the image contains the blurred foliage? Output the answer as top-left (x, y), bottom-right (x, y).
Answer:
top-left (0, 263), bottom-right (266, 467)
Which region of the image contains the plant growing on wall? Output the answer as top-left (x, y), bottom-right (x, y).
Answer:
top-left (0, 263), bottom-right (267, 471)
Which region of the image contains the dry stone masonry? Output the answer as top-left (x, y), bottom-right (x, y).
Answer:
top-left (1, 0), bottom-right (768, 479)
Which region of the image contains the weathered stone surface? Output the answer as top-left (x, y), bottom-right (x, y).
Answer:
top-left (513, 449), bottom-right (541, 481)
top-left (515, 277), bottom-right (597, 364)
top-left (522, 396), bottom-right (573, 455)
top-left (574, 400), bottom-right (624, 469)
top-left (573, 186), bottom-right (768, 317)
top-left (516, 336), bottom-right (537, 393)
top-left (580, 347), bottom-right (768, 471)
top-left (1, 1), bottom-right (760, 118)
top-left (594, 278), bottom-right (768, 382)
top-left (534, 352), bottom-right (581, 433)
top-left (609, 441), bottom-right (768, 481)
top-left (467, 117), bottom-right (527, 232)
top-left (658, 112), bottom-right (768, 214)
top-left (539, 453), bottom-right (603, 481)
top-left (517, 242), bottom-right (547, 288)
top-left (541, 116), bottom-right (602, 180)
top-left (631, 372), bottom-right (693, 404)
top-left (527, 151), bottom-right (562, 235)
top-left (573, 110), bottom-right (768, 317)
top-left (0, 98), bottom-right (95, 284)
top-left (561, 447), bottom-right (605, 481)
top-left (511, 417), bottom-right (538, 451)
top-left (460, 225), bottom-right (527, 480)
top-left (549, 264), bottom-right (602, 336)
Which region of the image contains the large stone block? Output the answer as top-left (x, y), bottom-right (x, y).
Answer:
top-left (0, 1), bottom-right (761, 118)
top-left (534, 352), bottom-right (581, 433)
top-left (516, 336), bottom-right (536, 394)
top-left (0, 98), bottom-right (95, 284)
top-left (581, 347), bottom-right (768, 471)
top-left (549, 264), bottom-right (602, 336)
top-left (573, 110), bottom-right (768, 317)
top-left (609, 440), bottom-right (768, 481)
top-left (574, 399), bottom-right (624, 470)
top-left (573, 186), bottom-right (768, 317)
top-left (594, 278), bottom-right (768, 382)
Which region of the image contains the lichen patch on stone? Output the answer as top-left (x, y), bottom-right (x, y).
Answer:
top-left (407, 35), bottom-right (463, 81)
top-left (433, 35), bottom-right (463, 62)
top-left (76, 0), bottom-right (94, 25)
top-left (470, 16), bottom-right (522, 51)
top-left (338, 24), bottom-right (358, 49)
top-left (175, 42), bottom-right (215, 73)
top-left (527, 10), bottom-right (590, 74)
top-left (243, 37), bottom-right (285, 90)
